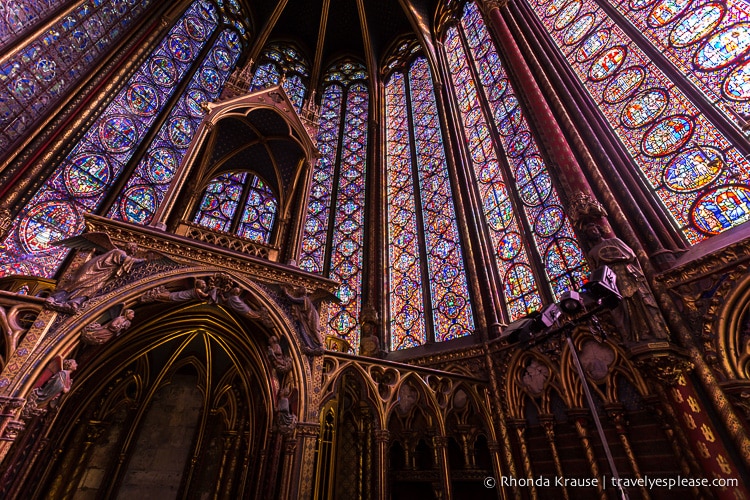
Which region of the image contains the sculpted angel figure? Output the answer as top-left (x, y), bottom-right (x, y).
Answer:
top-left (81, 307), bottom-right (135, 345)
top-left (141, 279), bottom-right (213, 304)
top-left (46, 233), bottom-right (148, 313)
top-left (25, 356), bottom-right (78, 414)
top-left (282, 285), bottom-right (323, 347)
top-left (267, 335), bottom-right (292, 374)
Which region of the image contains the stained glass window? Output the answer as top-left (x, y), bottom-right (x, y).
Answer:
top-left (0, 0), bottom-right (223, 278)
top-left (444, 2), bottom-right (588, 320)
top-left (248, 43), bottom-right (309, 112)
top-left (0, 1), bottom-right (67, 47)
top-left (385, 55), bottom-right (475, 350)
top-left (300, 62), bottom-right (368, 351)
top-left (524, 0), bottom-right (750, 242)
top-left (193, 171), bottom-right (277, 244)
top-left (108, 29), bottom-right (243, 224)
top-left (0, 0), bottom-right (155, 154)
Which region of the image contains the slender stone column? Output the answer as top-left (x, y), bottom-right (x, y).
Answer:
top-left (433, 435), bottom-right (452, 500)
top-left (374, 429), bottom-right (390, 500)
top-left (539, 416), bottom-right (569, 500)
top-left (569, 411), bottom-right (606, 500)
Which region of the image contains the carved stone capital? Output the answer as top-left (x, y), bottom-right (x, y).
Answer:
top-left (628, 343), bottom-right (694, 385)
top-left (2, 419), bottom-right (25, 440)
top-left (374, 429), bottom-right (390, 443)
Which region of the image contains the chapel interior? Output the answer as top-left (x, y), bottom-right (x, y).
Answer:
top-left (1, 0), bottom-right (750, 498)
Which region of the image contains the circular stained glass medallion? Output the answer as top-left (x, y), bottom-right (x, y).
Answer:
top-left (120, 185), bottom-right (157, 224)
top-left (126, 83), bottom-right (159, 116)
top-left (198, 1), bottom-right (218, 21)
top-left (545, 238), bottom-right (584, 275)
top-left (534, 205), bottom-right (565, 236)
top-left (647, 0), bottom-right (692, 28)
top-left (664, 146), bottom-right (723, 192)
top-left (563, 13), bottom-right (595, 45)
top-left (516, 156), bottom-right (545, 184)
top-left (620, 89), bottom-right (668, 128)
top-left (589, 46), bottom-right (627, 81)
top-left (438, 292), bottom-right (466, 319)
top-left (485, 185), bottom-right (513, 231)
top-left (146, 148), bottom-right (177, 184)
top-left (554, 0), bottom-right (581, 30)
top-left (199, 67), bottom-right (221, 93)
top-left (168, 34), bottom-right (193, 62)
top-left (35, 59), bottom-right (56, 81)
top-left (19, 201), bottom-right (80, 253)
top-left (691, 185), bottom-right (750, 234)
top-left (186, 89), bottom-right (208, 117)
top-left (184, 16), bottom-right (206, 41)
top-left (168, 116), bottom-right (194, 147)
top-left (723, 60), bottom-right (750, 100)
top-left (488, 78), bottom-right (508, 101)
top-left (64, 154), bottom-right (111, 196)
top-left (99, 115), bottom-right (137, 152)
top-left (498, 108), bottom-right (523, 136)
top-left (641, 115), bottom-right (693, 157)
top-left (695, 23), bottom-right (750, 71)
top-left (669, 3), bottom-right (724, 48)
top-left (603, 66), bottom-right (646, 103)
top-left (497, 231), bottom-right (523, 261)
top-left (150, 57), bottom-right (177, 86)
top-left (212, 47), bottom-right (232, 71)
top-left (519, 172), bottom-right (553, 207)
top-left (507, 131), bottom-right (531, 157)
top-left (576, 29), bottom-right (610, 63)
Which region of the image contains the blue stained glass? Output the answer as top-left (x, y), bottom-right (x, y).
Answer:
top-left (0, 0), bottom-right (155, 150)
top-left (109, 29), bottom-right (243, 225)
top-left (249, 44), bottom-right (309, 113)
top-left (0, 0), bottom-right (219, 278)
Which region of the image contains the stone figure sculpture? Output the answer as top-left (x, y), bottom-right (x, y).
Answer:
top-left (585, 223), bottom-right (669, 343)
top-left (45, 233), bottom-right (148, 313)
top-left (24, 356), bottom-right (77, 416)
top-left (81, 307), bottom-right (135, 345)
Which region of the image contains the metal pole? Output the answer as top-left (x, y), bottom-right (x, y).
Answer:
top-left (566, 330), bottom-right (629, 500)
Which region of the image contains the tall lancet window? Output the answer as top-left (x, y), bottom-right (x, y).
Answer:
top-left (248, 43), bottom-right (309, 112)
top-left (192, 172), bottom-right (277, 244)
top-left (0, 0), bottom-right (245, 279)
top-left (384, 49), bottom-right (475, 350)
top-left (300, 61), bottom-right (368, 351)
top-left (444, 2), bottom-right (588, 321)
top-left (524, 0), bottom-right (750, 242)
top-left (0, 0), bottom-right (155, 154)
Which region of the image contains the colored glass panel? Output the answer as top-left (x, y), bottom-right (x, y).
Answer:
top-left (527, 0), bottom-right (750, 242)
top-left (249, 44), bottom-right (309, 112)
top-left (0, 0), bottom-right (219, 278)
top-left (326, 83), bottom-right (368, 349)
top-left (386, 72), bottom-right (427, 349)
top-left (300, 86), bottom-right (343, 274)
top-left (605, 0), bottom-right (750, 122)
top-left (300, 62), bottom-right (368, 351)
top-left (445, 23), bottom-right (543, 320)
top-left (459, 1), bottom-right (588, 302)
top-left (109, 30), bottom-right (242, 224)
top-left (237, 177), bottom-right (277, 244)
top-left (194, 172), bottom-right (247, 232)
top-left (409, 58), bottom-right (475, 343)
top-left (0, 1), bottom-right (66, 47)
top-left (0, 0), bottom-right (154, 152)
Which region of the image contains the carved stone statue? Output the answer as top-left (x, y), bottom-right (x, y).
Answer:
top-left (282, 285), bottom-right (322, 347)
top-left (141, 279), bottom-right (213, 304)
top-left (267, 335), bottom-right (292, 374)
top-left (584, 223), bottom-right (669, 344)
top-left (46, 233), bottom-right (147, 313)
top-left (569, 191), bottom-right (608, 229)
top-left (277, 387), bottom-right (297, 434)
top-left (24, 357), bottom-right (77, 416)
top-left (221, 286), bottom-right (268, 323)
top-left (81, 308), bottom-right (135, 345)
